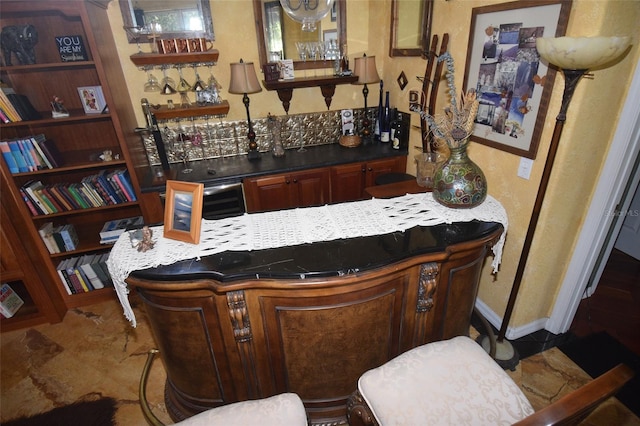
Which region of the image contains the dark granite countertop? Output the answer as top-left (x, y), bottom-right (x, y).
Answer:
top-left (139, 142), bottom-right (408, 192)
top-left (130, 221), bottom-right (502, 283)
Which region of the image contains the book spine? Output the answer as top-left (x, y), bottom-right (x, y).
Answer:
top-left (55, 261), bottom-right (74, 295)
top-left (22, 182), bottom-right (49, 215)
top-left (19, 188), bottom-right (40, 216)
top-left (36, 139), bottom-right (62, 168)
top-left (34, 187), bottom-right (58, 214)
top-left (59, 225), bottom-right (77, 251)
top-left (56, 185), bottom-right (81, 210)
top-left (51, 227), bottom-right (67, 252)
top-left (80, 180), bottom-right (104, 207)
top-left (67, 184), bottom-right (90, 209)
top-left (8, 141), bottom-right (28, 172)
top-left (0, 141), bottom-right (19, 173)
top-left (66, 265), bottom-right (85, 293)
top-left (91, 175), bottom-right (116, 205)
top-left (40, 186), bottom-right (64, 212)
top-left (48, 186), bottom-right (73, 211)
top-left (113, 170), bottom-right (137, 202)
top-left (16, 139), bottom-right (35, 171)
top-left (29, 136), bottom-right (53, 169)
top-left (74, 268), bottom-right (91, 292)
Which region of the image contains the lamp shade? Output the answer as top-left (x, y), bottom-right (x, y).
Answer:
top-left (228, 60), bottom-right (263, 95)
top-left (536, 36), bottom-right (631, 70)
top-left (279, 0), bottom-right (334, 32)
top-left (354, 55), bottom-right (380, 85)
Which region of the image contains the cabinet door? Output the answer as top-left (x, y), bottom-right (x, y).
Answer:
top-left (290, 168), bottom-right (330, 208)
top-left (331, 162), bottom-right (367, 203)
top-left (364, 157), bottom-right (406, 188)
top-left (244, 174), bottom-right (293, 212)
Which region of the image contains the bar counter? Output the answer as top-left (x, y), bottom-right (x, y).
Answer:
top-left (125, 218), bottom-right (504, 425)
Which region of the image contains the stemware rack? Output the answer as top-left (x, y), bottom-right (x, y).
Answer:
top-left (130, 50), bottom-right (229, 121)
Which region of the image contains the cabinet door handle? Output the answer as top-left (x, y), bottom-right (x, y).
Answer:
top-left (293, 179), bottom-right (298, 183)
top-left (286, 179), bottom-right (291, 184)
top-left (361, 167), bottom-right (366, 173)
top-left (367, 167), bottom-right (373, 172)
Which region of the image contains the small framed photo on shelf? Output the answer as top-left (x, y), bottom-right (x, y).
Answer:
top-left (77, 86), bottom-right (107, 114)
top-left (163, 180), bottom-right (204, 244)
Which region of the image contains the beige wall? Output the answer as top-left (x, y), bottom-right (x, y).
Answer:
top-left (107, 0), bottom-right (640, 335)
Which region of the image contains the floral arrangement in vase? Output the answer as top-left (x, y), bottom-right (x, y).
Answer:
top-left (423, 52), bottom-right (487, 208)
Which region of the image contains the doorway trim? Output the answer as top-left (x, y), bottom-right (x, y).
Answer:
top-left (546, 58), bottom-right (640, 334)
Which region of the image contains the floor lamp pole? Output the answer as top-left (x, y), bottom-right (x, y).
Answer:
top-left (483, 69), bottom-right (588, 370)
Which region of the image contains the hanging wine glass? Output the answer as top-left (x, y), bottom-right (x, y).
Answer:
top-left (191, 63), bottom-right (207, 92)
top-left (176, 65), bottom-right (191, 108)
top-left (175, 120), bottom-right (193, 173)
top-left (206, 63), bottom-right (222, 90)
top-left (143, 66), bottom-right (161, 92)
top-left (160, 65), bottom-right (177, 95)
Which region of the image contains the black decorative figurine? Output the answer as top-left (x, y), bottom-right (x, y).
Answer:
top-left (1, 24), bottom-right (38, 66)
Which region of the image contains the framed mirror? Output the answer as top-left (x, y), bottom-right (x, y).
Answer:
top-left (253, 0), bottom-right (346, 70)
top-left (389, 0), bottom-right (433, 57)
top-left (120, 0), bottom-right (214, 43)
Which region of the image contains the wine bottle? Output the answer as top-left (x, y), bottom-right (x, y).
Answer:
top-left (392, 111), bottom-right (403, 150)
top-left (374, 80), bottom-right (383, 140)
top-left (380, 91), bottom-right (391, 143)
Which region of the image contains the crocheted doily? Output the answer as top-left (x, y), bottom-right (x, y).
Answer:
top-left (107, 193), bottom-right (508, 326)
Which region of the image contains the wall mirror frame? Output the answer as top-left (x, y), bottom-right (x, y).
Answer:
top-left (253, 0), bottom-right (346, 71)
top-left (120, 0), bottom-right (215, 43)
top-left (389, 0), bottom-right (433, 57)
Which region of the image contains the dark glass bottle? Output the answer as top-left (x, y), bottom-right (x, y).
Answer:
top-left (380, 91), bottom-right (391, 143)
top-left (392, 111), bottom-right (403, 150)
top-left (375, 80), bottom-right (383, 140)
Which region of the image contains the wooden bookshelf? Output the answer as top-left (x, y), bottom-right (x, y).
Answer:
top-left (0, 0), bottom-right (148, 319)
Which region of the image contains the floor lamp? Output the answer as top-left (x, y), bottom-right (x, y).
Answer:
top-left (478, 36), bottom-right (631, 370)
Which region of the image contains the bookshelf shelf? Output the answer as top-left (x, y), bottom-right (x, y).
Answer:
top-left (0, 0), bottom-right (149, 324)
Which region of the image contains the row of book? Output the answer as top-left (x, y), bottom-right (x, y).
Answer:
top-left (0, 85), bottom-right (41, 123)
top-left (0, 134), bottom-right (63, 174)
top-left (20, 169), bottom-right (137, 216)
top-left (56, 253), bottom-right (113, 295)
top-left (38, 222), bottom-right (80, 254)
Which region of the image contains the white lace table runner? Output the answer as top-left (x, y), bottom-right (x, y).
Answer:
top-left (107, 193), bottom-right (508, 326)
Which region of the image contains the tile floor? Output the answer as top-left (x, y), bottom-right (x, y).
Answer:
top-left (1, 296), bottom-right (638, 425)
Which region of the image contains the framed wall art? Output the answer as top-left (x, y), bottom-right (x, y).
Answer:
top-left (163, 180), bottom-right (204, 244)
top-left (463, 0), bottom-right (572, 159)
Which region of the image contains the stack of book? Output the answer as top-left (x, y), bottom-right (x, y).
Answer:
top-left (0, 85), bottom-right (41, 123)
top-left (19, 169), bottom-right (136, 216)
top-left (55, 253), bottom-right (113, 294)
top-left (99, 215), bottom-right (144, 244)
top-left (38, 222), bottom-right (80, 254)
top-left (0, 134), bottom-right (64, 174)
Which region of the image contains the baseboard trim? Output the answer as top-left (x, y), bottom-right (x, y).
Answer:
top-left (475, 298), bottom-right (549, 340)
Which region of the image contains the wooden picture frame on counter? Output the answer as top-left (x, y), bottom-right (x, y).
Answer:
top-left (163, 180), bottom-right (204, 244)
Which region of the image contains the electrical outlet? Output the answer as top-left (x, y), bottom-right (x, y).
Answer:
top-left (518, 157), bottom-right (534, 180)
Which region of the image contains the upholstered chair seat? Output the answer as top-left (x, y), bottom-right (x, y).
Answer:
top-left (353, 336), bottom-right (535, 426)
top-left (173, 393), bottom-right (308, 426)
top-left (348, 335), bottom-right (633, 426)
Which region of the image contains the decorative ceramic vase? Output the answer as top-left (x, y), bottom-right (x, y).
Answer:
top-left (432, 139), bottom-right (487, 208)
